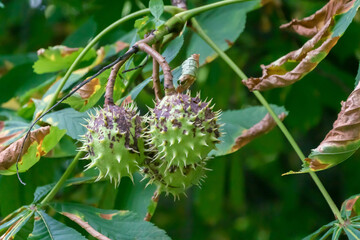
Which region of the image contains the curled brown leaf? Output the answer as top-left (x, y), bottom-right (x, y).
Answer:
top-left (229, 112), bottom-right (287, 153)
top-left (0, 126), bottom-right (50, 170)
top-left (243, 0), bottom-right (357, 91)
top-left (315, 82), bottom-right (360, 149)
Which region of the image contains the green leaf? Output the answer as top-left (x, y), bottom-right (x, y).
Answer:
top-left (51, 203), bottom-right (171, 240)
top-left (209, 105), bottom-right (287, 157)
top-left (28, 210), bottom-right (86, 240)
top-left (332, 0), bottom-right (360, 37)
top-left (33, 46), bottom-right (97, 74)
top-left (0, 63), bottom-right (55, 105)
top-left (355, 62), bottom-right (360, 87)
top-left (344, 226), bottom-right (360, 240)
top-left (0, 207), bottom-right (27, 232)
top-left (1, 210), bottom-right (33, 240)
top-left (0, 126), bottom-right (66, 175)
top-left (14, 216), bottom-right (34, 240)
top-left (0, 1), bottom-right (4, 8)
top-left (115, 173), bottom-right (156, 217)
top-left (134, 16), bottom-right (156, 39)
top-left (303, 221), bottom-right (336, 240)
top-left (149, 0), bottom-right (164, 20)
top-left (187, 1), bottom-right (261, 65)
top-left (42, 108), bottom-right (95, 140)
top-left (32, 174), bottom-right (98, 204)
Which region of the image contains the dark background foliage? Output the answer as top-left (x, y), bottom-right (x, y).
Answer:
top-left (0, 0), bottom-right (360, 239)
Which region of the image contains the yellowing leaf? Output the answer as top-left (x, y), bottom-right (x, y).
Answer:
top-left (244, 0), bottom-right (360, 91)
top-left (0, 126), bottom-right (66, 175)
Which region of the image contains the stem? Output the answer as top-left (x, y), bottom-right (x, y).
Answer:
top-left (144, 188), bottom-right (161, 221)
top-left (40, 151), bottom-right (85, 205)
top-left (43, 6), bottom-right (181, 113)
top-left (190, 18), bottom-right (345, 225)
top-left (177, 0), bottom-right (250, 21)
top-left (152, 43), bottom-right (163, 101)
top-left (136, 42), bottom-right (175, 95)
top-left (104, 60), bottom-right (125, 106)
top-left (105, 47), bottom-right (137, 105)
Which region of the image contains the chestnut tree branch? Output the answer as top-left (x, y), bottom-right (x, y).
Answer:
top-left (152, 43), bottom-right (163, 101)
top-left (136, 41), bottom-right (175, 96)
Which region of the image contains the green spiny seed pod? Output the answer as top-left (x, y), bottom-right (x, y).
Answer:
top-left (142, 158), bottom-right (207, 199)
top-left (144, 91), bottom-right (221, 197)
top-left (80, 104), bottom-right (145, 186)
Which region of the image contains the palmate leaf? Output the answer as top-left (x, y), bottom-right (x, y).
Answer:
top-left (0, 209), bottom-right (33, 240)
top-left (28, 210), bottom-right (86, 240)
top-left (209, 105), bottom-right (288, 157)
top-left (51, 203), bottom-right (170, 240)
top-left (285, 77), bottom-right (360, 174)
top-left (244, 0), bottom-right (360, 91)
top-left (0, 126), bottom-right (66, 175)
top-left (304, 194), bottom-right (360, 239)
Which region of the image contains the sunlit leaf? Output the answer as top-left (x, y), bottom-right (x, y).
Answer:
top-left (244, 0), bottom-right (360, 91)
top-left (51, 203), bottom-right (171, 240)
top-left (33, 46), bottom-right (97, 74)
top-left (28, 210), bottom-right (86, 240)
top-left (209, 105), bottom-right (288, 157)
top-left (285, 81), bottom-right (360, 174)
top-left (0, 126), bottom-right (66, 175)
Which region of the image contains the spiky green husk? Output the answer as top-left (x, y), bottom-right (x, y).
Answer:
top-left (142, 158), bottom-right (207, 198)
top-left (147, 92), bottom-right (220, 169)
top-left (80, 104), bottom-right (145, 186)
top-left (144, 92), bottom-right (221, 197)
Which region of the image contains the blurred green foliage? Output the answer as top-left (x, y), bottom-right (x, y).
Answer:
top-left (0, 0), bottom-right (360, 239)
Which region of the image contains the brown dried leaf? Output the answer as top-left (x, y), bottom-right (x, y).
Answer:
top-left (284, 82), bottom-right (360, 174)
top-left (280, 0), bottom-right (354, 37)
top-left (0, 126), bottom-right (50, 170)
top-left (243, 0), bottom-right (358, 91)
top-left (76, 78), bottom-right (100, 100)
top-left (62, 212), bottom-right (111, 240)
top-left (317, 83), bottom-right (360, 147)
top-left (230, 112), bottom-right (287, 153)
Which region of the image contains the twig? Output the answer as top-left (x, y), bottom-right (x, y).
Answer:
top-left (152, 43), bottom-right (163, 102)
top-left (171, 0), bottom-right (187, 9)
top-left (15, 47), bottom-right (138, 185)
top-left (105, 61), bottom-right (125, 106)
top-left (136, 42), bottom-right (175, 96)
